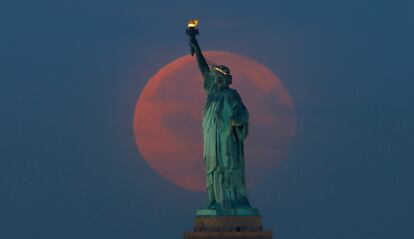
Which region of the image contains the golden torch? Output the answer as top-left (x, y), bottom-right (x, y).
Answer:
top-left (186, 19), bottom-right (199, 56)
top-left (186, 19), bottom-right (199, 37)
top-left (187, 19), bottom-right (199, 28)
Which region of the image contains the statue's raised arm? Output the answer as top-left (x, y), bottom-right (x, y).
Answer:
top-left (186, 20), bottom-right (210, 78)
top-left (189, 36), bottom-right (210, 77)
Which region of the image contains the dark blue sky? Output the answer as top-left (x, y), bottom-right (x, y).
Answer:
top-left (1, 1), bottom-right (413, 238)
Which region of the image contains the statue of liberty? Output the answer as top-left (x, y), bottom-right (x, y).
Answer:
top-left (186, 20), bottom-right (259, 216)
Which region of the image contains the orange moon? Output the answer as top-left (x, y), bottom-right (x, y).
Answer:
top-left (134, 51), bottom-right (296, 191)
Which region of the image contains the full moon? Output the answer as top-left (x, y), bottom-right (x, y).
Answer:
top-left (134, 51), bottom-right (296, 191)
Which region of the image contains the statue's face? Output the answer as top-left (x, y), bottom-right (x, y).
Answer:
top-left (212, 65), bottom-right (232, 85)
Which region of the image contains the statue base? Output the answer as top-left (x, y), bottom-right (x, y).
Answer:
top-left (183, 216), bottom-right (273, 239)
top-left (196, 208), bottom-right (260, 216)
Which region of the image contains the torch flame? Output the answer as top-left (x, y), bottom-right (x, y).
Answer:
top-left (188, 19), bottom-right (199, 28)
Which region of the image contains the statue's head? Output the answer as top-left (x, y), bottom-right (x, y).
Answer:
top-left (212, 65), bottom-right (232, 86)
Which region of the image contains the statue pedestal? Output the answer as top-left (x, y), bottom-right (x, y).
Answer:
top-left (196, 208), bottom-right (260, 216)
top-left (183, 216), bottom-right (273, 239)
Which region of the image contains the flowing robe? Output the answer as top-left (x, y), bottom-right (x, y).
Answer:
top-left (202, 73), bottom-right (251, 209)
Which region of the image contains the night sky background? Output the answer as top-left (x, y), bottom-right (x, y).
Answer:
top-left (1, 1), bottom-right (413, 238)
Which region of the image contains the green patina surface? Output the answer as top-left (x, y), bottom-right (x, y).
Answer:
top-left (196, 208), bottom-right (260, 216)
top-left (187, 27), bottom-right (259, 216)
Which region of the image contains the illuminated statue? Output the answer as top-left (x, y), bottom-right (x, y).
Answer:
top-left (186, 20), bottom-right (258, 215)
